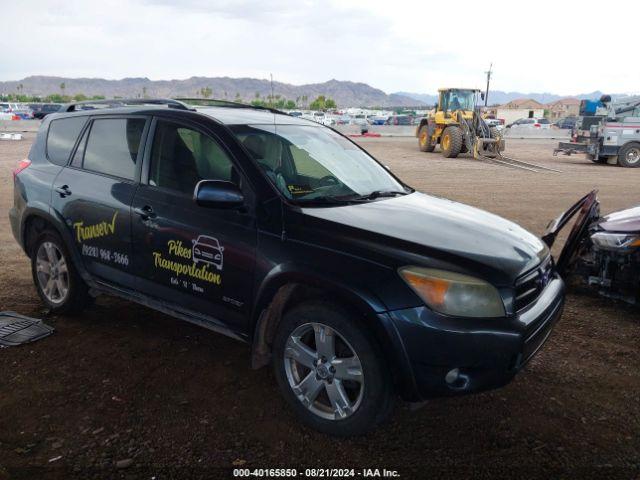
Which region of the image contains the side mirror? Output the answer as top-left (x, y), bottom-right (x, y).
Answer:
top-left (194, 180), bottom-right (244, 209)
top-left (481, 92), bottom-right (485, 101)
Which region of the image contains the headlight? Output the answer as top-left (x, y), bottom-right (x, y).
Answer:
top-left (591, 232), bottom-right (640, 251)
top-left (399, 267), bottom-right (505, 318)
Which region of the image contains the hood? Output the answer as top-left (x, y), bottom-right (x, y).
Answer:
top-left (599, 205), bottom-right (640, 233)
top-left (300, 192), bottom-right (548, 283)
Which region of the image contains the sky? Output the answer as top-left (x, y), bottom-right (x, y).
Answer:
top-left (3, 0), bottom-right (638, 95)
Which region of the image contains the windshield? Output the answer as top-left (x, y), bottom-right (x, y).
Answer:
top-left (441, 90), bottom-right (476, 111)
top-left (231, 124), bottom-right (407, 203)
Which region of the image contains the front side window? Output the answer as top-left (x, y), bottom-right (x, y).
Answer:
top-left (47, 116), bottom-right (87, 166)
top-left (232, 125), bottom-right (407, 203)
top-left (83, 118), bottom-right (145, 180)
top-left (149, 121), bottom-right (235, 195)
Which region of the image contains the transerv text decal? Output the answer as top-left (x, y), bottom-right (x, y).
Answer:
top-left (74, 212), bottom-right (117, 242)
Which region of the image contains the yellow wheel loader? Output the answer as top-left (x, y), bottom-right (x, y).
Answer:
top-left (416, 88), bottom-right (503, 158)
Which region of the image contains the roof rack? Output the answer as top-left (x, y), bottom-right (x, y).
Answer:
top-left (175, 98), bottom-right (285, 115)
top-left (62, 98), bottom-right (193, 112)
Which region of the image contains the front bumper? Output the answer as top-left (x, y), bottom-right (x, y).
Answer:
top-left (386, 276), bottom-right (565, 400)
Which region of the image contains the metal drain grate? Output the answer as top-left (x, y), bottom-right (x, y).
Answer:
top-left (0, 312), bottom-right (54, 348)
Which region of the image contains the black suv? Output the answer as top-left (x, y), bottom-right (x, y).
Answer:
top-left (10, 99), bottom-right (565, 436)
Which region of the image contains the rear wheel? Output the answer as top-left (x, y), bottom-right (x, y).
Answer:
top-left (618, 143), bottom-right (640, 167)
top-left (31, 230), bottom-right (91, 314)
top-left (273, 302), bottom-right (393, 436)
top-left (441, 126), bottom-right (463, 158)
top-left (418, 125), bottom-right (435, 152)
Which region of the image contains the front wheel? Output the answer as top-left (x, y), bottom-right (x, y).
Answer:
top-left (273, 302), bottom-right (393, 436)
top-left (31, 230), bottom-right (91, 314)
top-left (441, 126), bottom-right (463, 158)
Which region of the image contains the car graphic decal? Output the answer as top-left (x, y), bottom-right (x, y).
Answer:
top-left (152, 235), bottom-right (224, 287)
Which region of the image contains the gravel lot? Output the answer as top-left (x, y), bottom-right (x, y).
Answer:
top-left (0, 134), bottom-right (639, 479)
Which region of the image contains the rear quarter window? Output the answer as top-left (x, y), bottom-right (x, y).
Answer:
top-left (83, 118), bottom-right (146, 180)
top-left (47, 117), bottom-right (87, 165)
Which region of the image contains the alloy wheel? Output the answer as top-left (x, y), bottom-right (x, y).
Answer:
top-left (625, 147), bottom-right (640, 165)
top-left (35, 242), bottom-right (69, 305)
top-left (284, 322), bottom-right (364, 420)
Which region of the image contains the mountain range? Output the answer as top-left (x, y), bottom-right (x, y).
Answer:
top-left (0, 76), bottom-right (421, 107)
top-left (1, 75), bottom-right (631, 108)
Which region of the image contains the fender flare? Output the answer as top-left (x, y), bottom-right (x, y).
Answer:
top-left (20, 205), bottom-right (92, 283)
top-left (249, 264), bottom-right (419, 399)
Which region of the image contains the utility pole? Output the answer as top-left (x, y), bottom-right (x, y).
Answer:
top-left (484, 63), bottom-right (492, 107)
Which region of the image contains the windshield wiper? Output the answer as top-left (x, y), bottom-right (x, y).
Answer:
top-left (352, 190), bottom-right (409, 201)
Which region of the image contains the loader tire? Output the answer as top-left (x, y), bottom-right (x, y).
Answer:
top-left (418, 125), bottom-right (435, 152)
top-left (441, 126), bottom-right (463, 158)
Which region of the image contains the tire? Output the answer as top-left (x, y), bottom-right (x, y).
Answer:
top-left (273, 302), bottom-right (394, 436)
top-left (441, 126), bottom-right (463, 158)
top-left (418, 125), bottom-right (435, 152)
top-left (618, 143), bottom-right (640, 168)
top-left (31, 230), bottom-right (91, 314)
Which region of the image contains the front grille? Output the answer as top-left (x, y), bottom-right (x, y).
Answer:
top-left (514, 257), bottom-right (553, 311)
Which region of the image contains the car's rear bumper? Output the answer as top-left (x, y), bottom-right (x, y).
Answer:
top-left (386, 276), bottom-right (565, 400)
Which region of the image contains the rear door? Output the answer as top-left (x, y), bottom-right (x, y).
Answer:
top-left (51, 115), bottom-right (149, 289)
top-left (130, 117), bottom-right (257, 332)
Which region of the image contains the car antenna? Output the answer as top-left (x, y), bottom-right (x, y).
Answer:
top-left (272, 73), bottom-right (287, 242)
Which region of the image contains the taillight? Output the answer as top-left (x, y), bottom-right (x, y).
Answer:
top-left (13, 159), bottom-right (31, 180)
top-left (534, 123), bottom-right (541, 127)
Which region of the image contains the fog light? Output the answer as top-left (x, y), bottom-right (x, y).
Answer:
top-left (445, 368), bottom-right (460, 385)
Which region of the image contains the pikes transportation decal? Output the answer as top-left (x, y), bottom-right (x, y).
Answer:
top-left (152, 236), bottom-right (224, 288)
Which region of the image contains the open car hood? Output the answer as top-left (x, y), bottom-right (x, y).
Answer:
top-left (542, 190), bottom-right (600, 275)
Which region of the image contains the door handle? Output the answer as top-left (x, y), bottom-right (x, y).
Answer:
top-left (133, 205), bottom-right (156, 220)
top-left (54, 185), bottom-right (72, 198)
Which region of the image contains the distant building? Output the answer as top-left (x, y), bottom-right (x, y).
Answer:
top-left (495, 98), bottom-right (545, 125)
top-left (545, 97), bottom-right (580, 120)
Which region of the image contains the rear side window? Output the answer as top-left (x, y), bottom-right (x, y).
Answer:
top-left (47, 117), bottom-right (87, 165)
top-left (83, 118), bottom-right (146, 180)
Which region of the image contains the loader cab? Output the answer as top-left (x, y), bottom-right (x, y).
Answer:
top-left (438, 89), bottom-right (478, 114)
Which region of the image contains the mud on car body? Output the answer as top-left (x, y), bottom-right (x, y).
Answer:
top-left (10, 99), bottom-right (565, 436)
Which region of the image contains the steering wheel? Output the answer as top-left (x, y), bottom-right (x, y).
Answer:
top-left (319, 175), bottom-right (339, 186)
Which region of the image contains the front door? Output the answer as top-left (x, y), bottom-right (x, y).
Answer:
top-left (51, 116), bottom-right (149, 289)
top-left (131, 118), bottom-right (256, 332)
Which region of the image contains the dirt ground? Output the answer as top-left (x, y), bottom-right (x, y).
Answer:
top-left (1, 134), bottom-right (639, 479)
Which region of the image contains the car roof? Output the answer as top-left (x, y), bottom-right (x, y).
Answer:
top-left (196, 106), bottom-right (319, 126)
top-left (53, 104), bottom-right (320, 127)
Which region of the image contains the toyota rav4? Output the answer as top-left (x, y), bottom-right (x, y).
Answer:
top-left (9, 99), bottom-right (565, 436)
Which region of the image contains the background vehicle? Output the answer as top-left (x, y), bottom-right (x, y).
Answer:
top-left (554, 95), bottom-right (640, 167)
top-left (508, 118), bottom-right (551, 130)
top-left (386, 114), bottom-right (412, 125)
top-left (545, 191), bottom-right (640, 305)
top-left (555, 116), bottom-right (577, 129)
top-left (30, 103), bottom-right (64, 119)
top-left (416, 88), bottom-right (504, 158)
